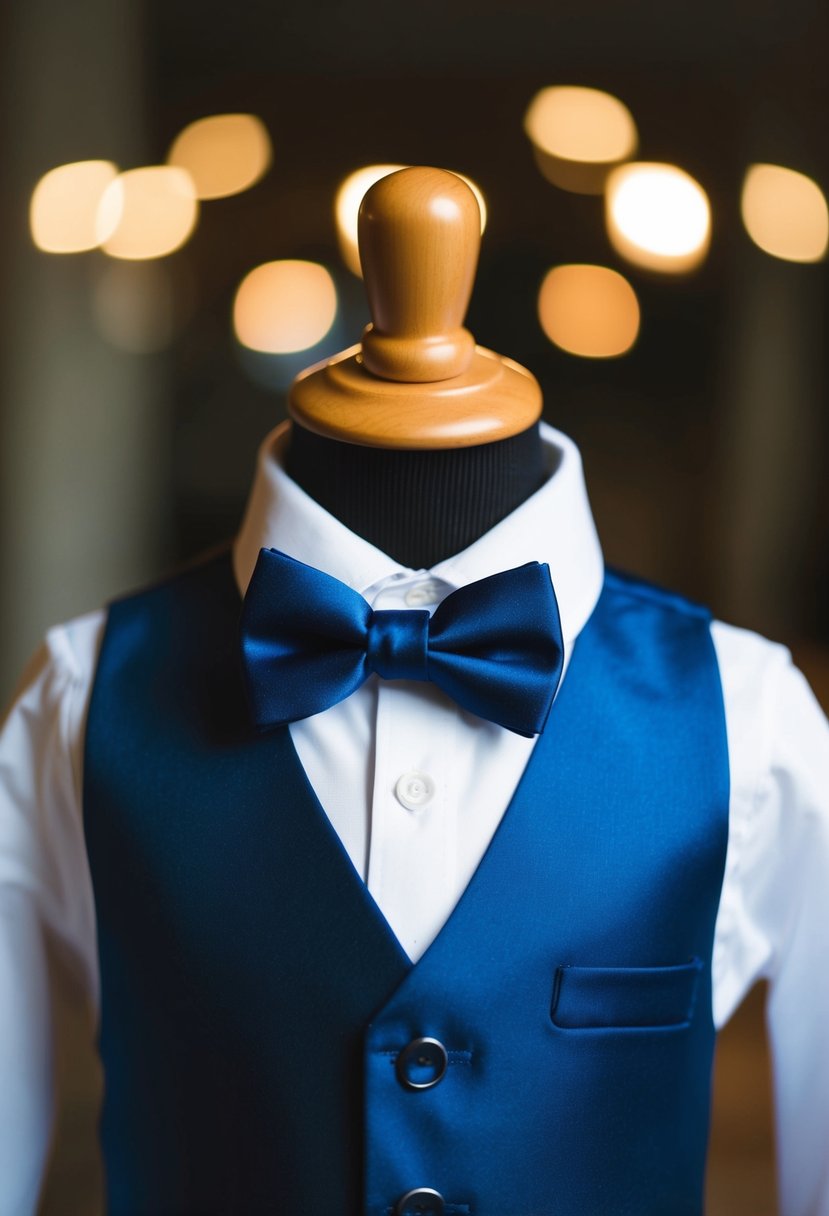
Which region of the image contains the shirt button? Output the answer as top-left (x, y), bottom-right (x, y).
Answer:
top-left (396, 1037), bottom-right (449, 1090)
top-left (395, 771), bottom-right (435, 810)
top-left (404, 579), bottom-right (444, 607)
top-left (395, 1189), bottom-right (445, 1215)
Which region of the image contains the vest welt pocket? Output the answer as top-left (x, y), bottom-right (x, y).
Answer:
top-left (550, 958), bottom-right (703, 1031)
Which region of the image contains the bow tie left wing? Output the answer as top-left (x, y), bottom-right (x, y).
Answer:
top-left (241, 549), bottom-right (373, 727)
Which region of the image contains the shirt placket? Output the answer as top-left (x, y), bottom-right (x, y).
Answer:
top-left (366, 575), bottom-right (459, 961)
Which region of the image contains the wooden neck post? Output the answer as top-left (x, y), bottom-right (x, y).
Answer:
top-left (288, 166), bottom-right (542, 450)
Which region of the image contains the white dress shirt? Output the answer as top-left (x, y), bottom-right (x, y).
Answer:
top-left (1, 420), bottom-right (829, 1216)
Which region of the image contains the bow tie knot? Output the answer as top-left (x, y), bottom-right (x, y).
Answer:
top-left (240, 548), bottom-right (564, 737)
top-left (366, 609), bottom-right (430, 682)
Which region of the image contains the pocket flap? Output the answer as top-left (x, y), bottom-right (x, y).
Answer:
top-left (550, 958), bottom-right (703, 1030)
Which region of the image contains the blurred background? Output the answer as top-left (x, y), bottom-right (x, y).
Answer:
top-left (2, 0), bottom-right (827, 1211)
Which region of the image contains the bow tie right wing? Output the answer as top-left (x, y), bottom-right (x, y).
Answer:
top-left (427, 562), bottom-right (564, 737)
top-left (241, 549), bottom-right (372, 728)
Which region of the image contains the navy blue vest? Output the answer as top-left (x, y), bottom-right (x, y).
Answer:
top-left (83, 549), bottom-right (729, 1215)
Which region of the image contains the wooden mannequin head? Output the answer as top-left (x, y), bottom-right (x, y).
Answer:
top-left (288, 166), bottom-right (542, 450)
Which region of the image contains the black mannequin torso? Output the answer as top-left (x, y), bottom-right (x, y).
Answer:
top-left (286, 421), bottom-right (546, 570)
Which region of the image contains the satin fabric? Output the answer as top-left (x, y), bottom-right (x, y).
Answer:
top-left (240, 548), bottom-right (564, 737)
top-left (83, 550), bottom-right (729, 1215)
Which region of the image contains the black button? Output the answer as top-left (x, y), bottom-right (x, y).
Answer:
top-left (396, 1037), bottom-right (448, 1090)
top-left (395, 1187), bottom-right (445, 1215)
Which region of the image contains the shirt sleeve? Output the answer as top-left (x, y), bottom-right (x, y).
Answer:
top-left (712, 621), bottom-right (829, 1216)
top-left (0, 614), bottom-right (102, 1214)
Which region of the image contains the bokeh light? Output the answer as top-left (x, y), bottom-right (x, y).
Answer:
top-left (92, 261), bottom-right (176, 353)
top-left (98, 166), bottom-right (199, 259)
top-left (233, 260), bottom-right (338, 353)
top-left (335, 164), bottom-right (487, 276)
top-left (605, 162), bottom-right (711, 273)
top-left (524, 86), bottom-right (638, 194)
top-left (741, 164), bottom-right (828, 263)
top-left (538, 264), bottom-right (640, 358)
top-left (30, 160), bottom-right (119, 253)
top-left (167, 113), bottom-right (272, 200)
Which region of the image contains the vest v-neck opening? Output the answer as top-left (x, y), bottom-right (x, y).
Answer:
top-left (279, 677), bottom-right (561, 982)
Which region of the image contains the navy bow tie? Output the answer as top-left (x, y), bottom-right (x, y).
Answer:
top-left (240, 548), bottom-right (564, 737)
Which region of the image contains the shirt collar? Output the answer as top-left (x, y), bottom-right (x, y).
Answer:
top-left (233, 419), bottom-right (604, 650)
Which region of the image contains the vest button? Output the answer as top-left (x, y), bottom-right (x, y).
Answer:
top-left (396, 1036), bottom-right (448, 1090)
top-left (395, 1187), bottom-right (445, 1215)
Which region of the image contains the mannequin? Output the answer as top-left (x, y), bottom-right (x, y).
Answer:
top-left (79, 164), bottom-right (730, 1215)
top-left (286, 165), bottom-right (546, 567)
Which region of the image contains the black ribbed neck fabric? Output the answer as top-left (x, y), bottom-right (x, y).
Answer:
top-left (285, 421), bottom-right (546, 569)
